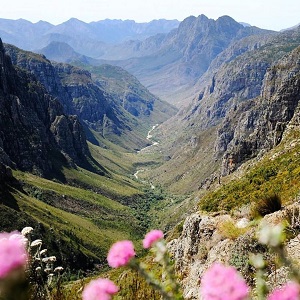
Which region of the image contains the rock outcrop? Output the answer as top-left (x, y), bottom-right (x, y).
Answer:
top-left (168, 204), bottom-right (300, 299)
top-left (0, 38), bottom-right (90, 177)
top-left (217, 45), bottom-right (300, 175)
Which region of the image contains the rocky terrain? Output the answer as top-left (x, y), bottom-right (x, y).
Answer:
top-left (145, 25), bottom-right (300, 193)
top-left (4, 43), bottom-right (176, 151)
top-left (0, 38), bottom-right (90, 177)
top-left (168, 202), bottom-right (300, 299)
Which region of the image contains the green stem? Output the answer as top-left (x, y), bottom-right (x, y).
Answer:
top-left (130, 260), bottom-right (173, 300)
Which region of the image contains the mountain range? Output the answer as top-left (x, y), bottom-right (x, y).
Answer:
top-left (1, 14), bottom-right (300, 286)
top-left (0, 16), bottom-right (275, 105)
top-left (0, 17), bottom-right (179, 54)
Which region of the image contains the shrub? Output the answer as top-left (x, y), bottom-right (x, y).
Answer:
top-left (250, 194), bottom-right (282, 219)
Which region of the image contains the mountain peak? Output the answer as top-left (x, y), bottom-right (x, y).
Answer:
top-left (64, 18), bottom-right (88, 25)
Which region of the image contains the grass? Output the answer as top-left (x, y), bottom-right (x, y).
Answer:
top-left (7, 177), bottom-right (143, 258)
top-left (0, 121), bottom-right (177, 273)
top-left (199, 129), bottom-right (300, 214)
top-left (217, 219), bottom-right (248, 240)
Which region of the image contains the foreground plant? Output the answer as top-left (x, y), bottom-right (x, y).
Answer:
top-left (200, 263), bottom-right (249, 300)
top-left (0, 231), bottom-right (29, 300)
top-left (82, 278), bottom-right (118, 300)
top-left (82, 222), bottom-right (300, 300)
top-left (2, 222), bottom-right (300, 299)
top-left (0, 227), bottom-right (64, 300)
top-left (83, 229), bottom-right (183, 300)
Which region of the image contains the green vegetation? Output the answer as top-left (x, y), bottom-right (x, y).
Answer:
top-left (217, 219), bottom-right (248, 240)
top-left (0, 120), bottom-right (178, 274)
top-left (250, 194), bottom-right (282, 219)
top-left (199, 130), bottom-right (300, 214)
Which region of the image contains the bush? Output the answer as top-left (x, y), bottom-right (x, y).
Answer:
top-left (251, 194), bottom-right (282, 219)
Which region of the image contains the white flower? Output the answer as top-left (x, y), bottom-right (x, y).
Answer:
top-left (258, 223), bottom-right (285, 247)
top-left (31, 239), bottom-right (42, 247)
top-left (40, 249), bottom-right (47, 255)
top-left (42, 256), bottom-right (56, 263)
top-left (44, 267), bottom-right (52, 273)
top-left (54, 266), bottom-right (64, 272)
top-left (48, 256), bottom-right (56, 262)
top-left (35, 267), bottom-right (42, 272)
top-left (250, 253), bottom-right (265, 269)
top-left (21, 227), bottom-right (34, 236)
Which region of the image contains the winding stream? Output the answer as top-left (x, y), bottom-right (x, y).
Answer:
top-left (134, 124), bottom-right (159, 189)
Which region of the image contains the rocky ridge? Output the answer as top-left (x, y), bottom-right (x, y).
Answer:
top-left (147, 26), bottom-right (300, 192)
top-left (4, 44), bottom-right (176, 150)
top-left (0, 38), bottom-right (90, 177)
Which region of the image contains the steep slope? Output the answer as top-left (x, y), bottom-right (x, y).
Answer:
top-left (143, 26), bottom-right (300, 194)
top-left (110, 15), bottom-right (274, 105)
top-left (0, 39), bottom-right (159, 272)
top-left (5, 44), bottom-right (176, 151)
top-left (79, 63), bottom-right (177, 125)
top-left (0, 39), bottom-right (91, 177)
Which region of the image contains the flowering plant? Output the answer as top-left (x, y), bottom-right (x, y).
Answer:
top-left (0, 227), bottom-right (64, 300)
top-left (1, 224), bottom-right (300, 299)
top-left (82, 225), bottom-right (300, 300)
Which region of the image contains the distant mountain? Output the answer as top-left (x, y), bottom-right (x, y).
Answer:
top-left (107, 15), bottom-right (274, 105)
top-left (49, 18), bottom-right (180, 44)
top-left (38, 41), bottom-right (86, 62)
top-left (0, 15), bottom-right (274, 107)
top-left (239, 22), bottom-right (251, 27)
top-left (0, 17), bottom-right (179, 52)
top-left (281, 22), bottom-right (300, 31)
top-left (0, 18), bottom-right (54, 49)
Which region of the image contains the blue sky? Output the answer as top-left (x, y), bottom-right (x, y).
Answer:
top-left (1, 0), bottom-right (299, 31)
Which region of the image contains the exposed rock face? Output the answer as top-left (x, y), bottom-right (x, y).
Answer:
top-left (4, 44), bottom-right (176, 150)
top-left (216, 46), bottom-right (300, 175)
top-left (151, 27), bottom-right (300, 192)
top-left (168, 213), bottom-right (233, 299)
top-left (168, 204), bottom-right (300, 299)
top-left (0, 38), bottom-right (90, 176)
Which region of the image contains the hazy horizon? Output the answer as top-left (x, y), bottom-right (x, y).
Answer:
top-left (1, 0), bottom-right (300, 31)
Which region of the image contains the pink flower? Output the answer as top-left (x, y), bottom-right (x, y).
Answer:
top-left (201, 263), bottom-right (249, 300)
top-left (107, 240), bottom-right (135, 268)
top-left (143, 230), bottom-right (164, 249)
top-left (267, 282), bottom-right (300, 300)
top-left (82, 278), bottom-right (118, 300)
top-left (0, 231), bottom-right (28, 279)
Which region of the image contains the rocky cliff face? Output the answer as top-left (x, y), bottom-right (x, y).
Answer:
top-left (216, 45), bottom-right (300, 175)
top-left (168, 203), bottom-right (300, 299)
top-left (0, 39), bottom-right (90, 177)
top-left (148, 26), bottom-right (300, 192)
top-left (4, 44), bottom-right (176, 150)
